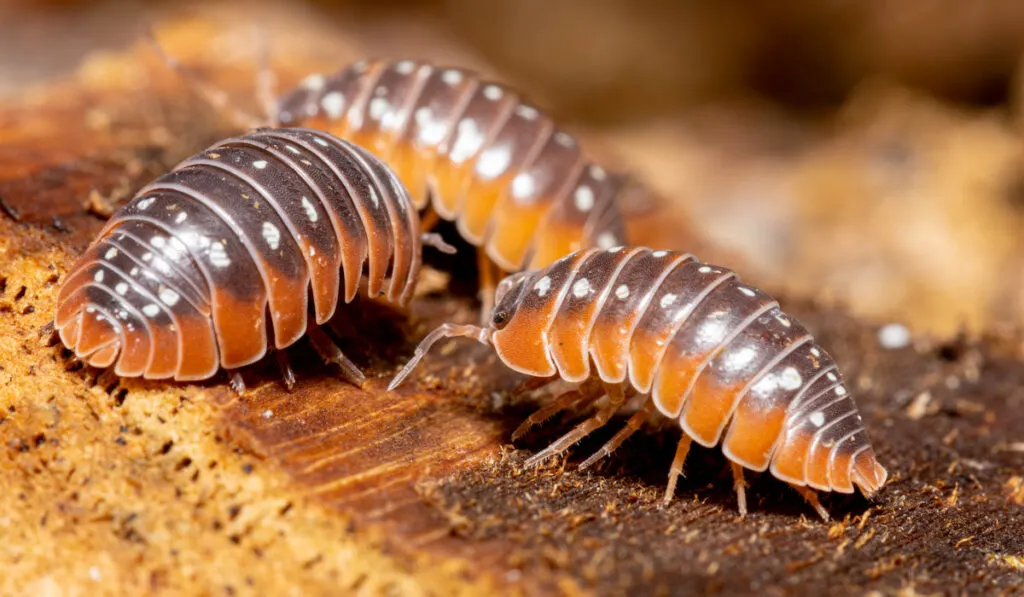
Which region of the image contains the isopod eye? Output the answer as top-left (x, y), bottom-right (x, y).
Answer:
top-left (491, 309), bottom-right (511, 329)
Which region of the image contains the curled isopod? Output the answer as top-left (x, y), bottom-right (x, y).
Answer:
top-left (388, 247), bottom-right (888, 520)
top-left (53, 127), bottom-right (453, 391)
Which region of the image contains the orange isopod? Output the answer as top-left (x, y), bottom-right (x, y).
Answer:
top-left (387, 246), bottom-right (888, 520)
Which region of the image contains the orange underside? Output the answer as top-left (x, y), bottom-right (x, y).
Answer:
top-left (723, 401), bottom-right (786, 470)
top-left (528, 219), bottom-right (584, 270)
top-left (88, 343), bottom-right (119, 368)
top-left (115, 320), bottom-right (151, 377)
top-left (588, 312), bottom-right (638, 383)
top-left (493, 307), bottom-right (557, 378)
top-left (456, 171), bottom-right (508, 243)
top-left (829, 448), bottom-right (854, 492)
top-left (211, 290), bottom-right (267, 370)
top-left (805, 439), bottom-right (832, 489)
top-left (428, 157), bottom-right (474, 221)
top-left (486, 194), bottom-right (554, 272)
top-left (175, 313), bottom-right (218, 380)
top-left (550, 307), bottom-right (599, 381)
top-left (771, 429), bottom-right (812, 483)
top-left (680, 376), bottom-right (744, 445)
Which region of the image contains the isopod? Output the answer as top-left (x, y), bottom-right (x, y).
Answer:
top-left (54, 127), bottom-right (453, 391)
top-left (146, 38), bottom-right (631, 315)
top-left (387, 247), bottom-right (888, 520)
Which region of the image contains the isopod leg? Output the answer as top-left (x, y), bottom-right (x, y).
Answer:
top-left (578, 399), bottom-right (655, 470)
top-left (419, 208), bottom-right (441, 233)
top-left (276, 350), bottom-right (296, 392)
top-left (511, 379), bottom-right (603, 441)
top-left (476, 250), bottom-right (507, 325)
top-left (387, 323), bottom-right (493, 391)
top-left (731, 462), bottom-right (748, 518)
top-left (790, 484), bottom-right (831, 522)
top-left (420, 232), bottom-right (457, 255)
top-left (509, 374), bottom-right (560, 398)
top-left (306, 324), bottom-right (367, 388)
top-left (524, 382), bottom-right (627, 468)
top-left (664, 434), bottom-right (693, 505)
top-left (229, 371), bottom-right (247, 395)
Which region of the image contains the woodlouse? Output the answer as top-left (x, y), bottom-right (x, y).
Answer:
top-left (54, 127), bottom-right (453, 390)
top-left (146, 40), bottom-right (631, 314)
top-left (388, 246), bottom-right (889, 520)
top-left (276, 60), bottom-right (629, 279)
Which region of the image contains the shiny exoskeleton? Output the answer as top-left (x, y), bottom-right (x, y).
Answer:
top-left (275, 59), bottom-right (629, 289)
top-left (54, 127), bottom-right (451, 388)
top-left (388, 247), bottom-right (888, 520)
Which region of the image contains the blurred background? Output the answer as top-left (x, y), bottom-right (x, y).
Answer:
top-left (1, 0), bottom-right (1022, 338)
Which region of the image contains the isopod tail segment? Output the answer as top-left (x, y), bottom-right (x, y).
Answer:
top-left (387, 247), bottom-right (889, 521)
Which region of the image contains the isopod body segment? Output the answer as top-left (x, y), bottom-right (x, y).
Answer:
top-left (54, 127), bottom-right (451, 387)
top-left (276, 59), bottom-right (629, 299)
top-left (388, 246), bottom-right (888, 519)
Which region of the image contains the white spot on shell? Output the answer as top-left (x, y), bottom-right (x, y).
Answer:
top-left (596, 232), bottom-right (617, 249)
top-left (253, 160), bottom-right (268, 170)
top-left (115, 282), bottom-right (128, 295)
top-left (159, 287), bottom-right (180, 306)
top-left (483, 85), bottom-right (503, 101)
top-left (104, 248), bottom-right (118, 259)
top-left (809, 411), bottom-right (826, 427)
top-left (574, 186), bottom-right (594, 212)
top-left (475, 144), bottom-right (511, 179)
top-left (301, 196), bottom-right (318, 222)
top-left (93, 270), bottom-right (105, 282)
top-left (136, 197), bottom-right (155, 211)
top-left (608, 246), bottom-right (624, 253)
top-left (827, 372), bottom-right (838, 382)
top-left (651, 250), bottom-right (668, 257)
top-left (175, 212), bottom-right (187, 224)
top-left (589, 165), bottom-right (606, 180)
top-left (395, 60), bottom-right (416, 75)
top-left (416, 107), bottom-right (447, 145)
top-left (321, 92), bottom-right (345, 119)
top-left (739, 286), bottom-right (756, 297)
top-left (285, 145), bottom-right (301, 155)
top-left (442, 70), bottom-right (463, 85)
top-left (142, 304), bottom-right (159, 317)
top-left (262, 222), bottom-right (281, 250)
top-left (449, 119), bottom-right (484, 163)
top-left (572, 278), bottom-right (591, 298)
top-left (775, 313), bottom-right (792, 327)
top-left (301, 74), bottom-right (325, 90)
top-left (699, 266), bottom-right (712, 273)
top-left (660, 293), bottom-right (677, 309)
top-left (835, 385), bottom-right (848, 396)
top-left (208, 242), bottom-right (230, 268)
top-left (615, 284), bottom-right (629, 299)
top-left (313, 136), bottom-right (330, 147)
top-left (726, 346), bottom-right (757, 370)
top-left (534, 276), bottom-right (551, 297)
top-left (515, 104), bottom-right (539, 120)
top-left (554, 132), bottom-right (574, 147)
top-left (779, 366), bottom-right (803, 390)
top-left (810, 347), bottom-right (821, 357)
top-left (369, 97), bottom-right (390, 123)
top-left (512, 173), bottom-right (536, 199)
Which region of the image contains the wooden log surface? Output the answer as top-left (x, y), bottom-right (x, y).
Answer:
top-left (0, 6), bottom-right (1022, 597)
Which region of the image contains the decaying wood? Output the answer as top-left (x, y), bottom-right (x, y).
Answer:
top-left (0, 9), bottom-right (1022, 597)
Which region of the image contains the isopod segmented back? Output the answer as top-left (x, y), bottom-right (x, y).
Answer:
top-left (389, 247), bottom-right (888, 520)
top-left (276, 59), bottom-right (629, 274)
top-left (54, 127), bottom-right (440, 386)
